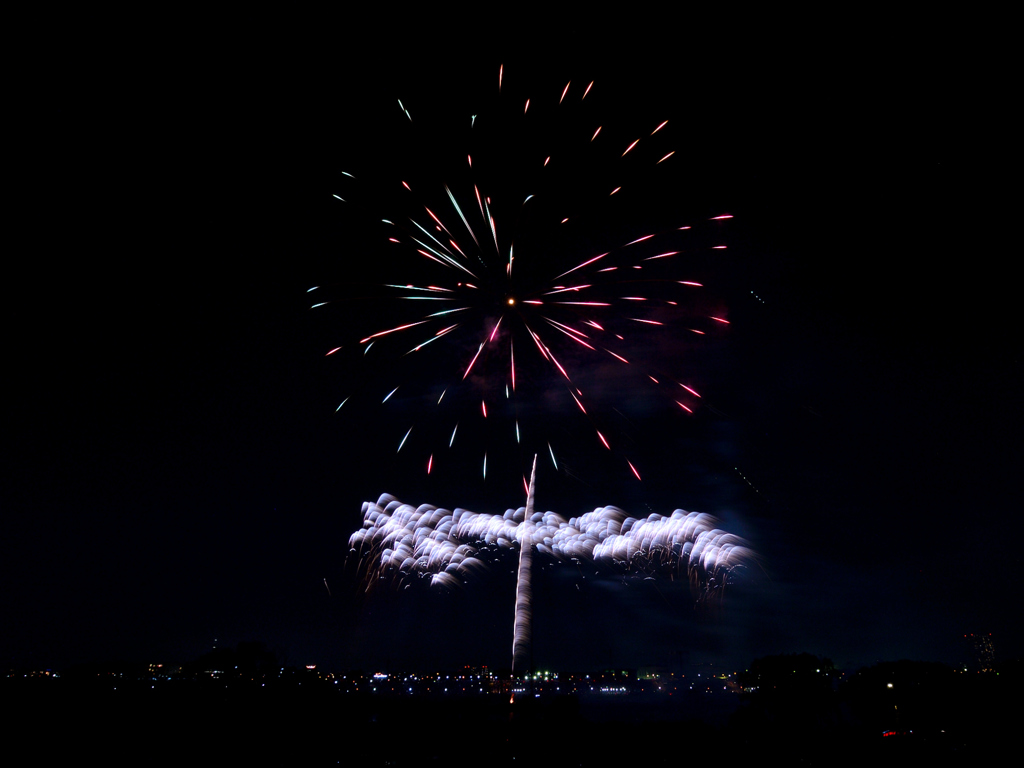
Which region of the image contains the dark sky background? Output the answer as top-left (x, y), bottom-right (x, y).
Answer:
top-left (5, 18), bottom-right (1019, 674)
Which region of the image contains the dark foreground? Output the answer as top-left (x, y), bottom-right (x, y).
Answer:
top-left (5, 665), bottom-right (1014, 766)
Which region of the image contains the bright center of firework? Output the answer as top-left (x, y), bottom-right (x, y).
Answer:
top-left (507, 297), bottom-right (515, 306)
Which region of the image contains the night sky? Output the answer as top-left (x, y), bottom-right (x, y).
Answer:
top-left (5, 19), bottom-right (1019, 675)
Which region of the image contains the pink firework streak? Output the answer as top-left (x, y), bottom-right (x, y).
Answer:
top-left (320, 64), bottom-right (733, 485)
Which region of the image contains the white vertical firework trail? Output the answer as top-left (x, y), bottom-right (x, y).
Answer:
top-left (512, 455), bottom-right (537, 676)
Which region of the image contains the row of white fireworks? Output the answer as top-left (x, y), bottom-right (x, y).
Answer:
top-left (348, 459), bottom-right (754, 672)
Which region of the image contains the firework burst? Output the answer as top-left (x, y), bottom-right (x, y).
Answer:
top-left (348, 457), bottom-right (754, 672)
top-left (317, 64), bottom-right (732, 488)
top-left (350, 496), bottom-right (751, 601)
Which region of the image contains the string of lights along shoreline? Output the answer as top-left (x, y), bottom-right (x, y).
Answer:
top-left (316, 63), bottom-right (733, 490)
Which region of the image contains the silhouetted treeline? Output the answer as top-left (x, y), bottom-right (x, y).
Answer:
top-left (727, 653), bottom-right (1017, 765)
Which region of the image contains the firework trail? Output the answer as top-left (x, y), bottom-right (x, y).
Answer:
top-left (347, 462), bottom-right (753, 671)
top-left (320, 65), bottom-right (732, 486)
top-left (512, 455), bottom-right (537, 674)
